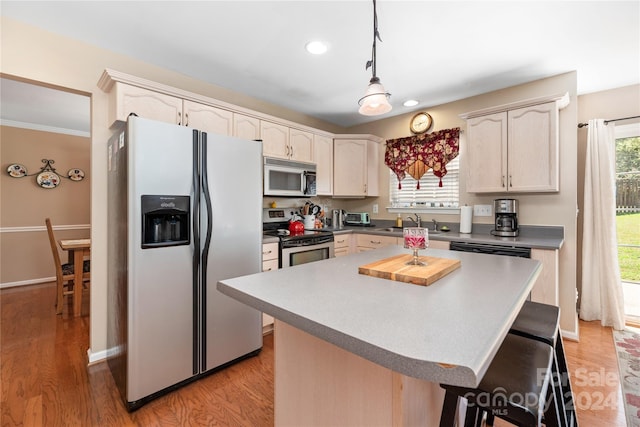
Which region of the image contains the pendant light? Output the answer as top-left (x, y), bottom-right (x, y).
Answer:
top-left (358, 0), bottom-right (392, 116)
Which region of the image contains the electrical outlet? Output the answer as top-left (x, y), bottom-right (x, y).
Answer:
top-left (473, 204), bottom-right (492, 217)
top-left (372, 203), bottom-right (379, 214)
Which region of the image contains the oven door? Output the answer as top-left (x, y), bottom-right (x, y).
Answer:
top-left (281, 241), bottom-right (334, 268)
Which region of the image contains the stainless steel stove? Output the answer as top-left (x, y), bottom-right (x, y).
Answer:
top-left (263, 208), bottom-right (334, 268)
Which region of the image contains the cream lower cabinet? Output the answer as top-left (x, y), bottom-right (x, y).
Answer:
top-left (333, 135), bottom-right (381, 197)
top-left (334, 234), bottom-right (352, 257)
top-left (530, 248), bottom-right (559, 306)
top-left (261, 242), bottom-right (279, 332)
top-left (355, 234), bottom-right (399, 253)
top-left (428, 240), bottom-right (450, 250)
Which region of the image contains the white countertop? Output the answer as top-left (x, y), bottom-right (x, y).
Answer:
top-left (218, 246), bottom-right (541, 387)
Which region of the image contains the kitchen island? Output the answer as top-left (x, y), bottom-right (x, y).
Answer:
top-left (218, 246), bottom-right (541, 426)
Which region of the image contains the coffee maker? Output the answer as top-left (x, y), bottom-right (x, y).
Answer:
top-left (492, 199), bottom-right (519, 237)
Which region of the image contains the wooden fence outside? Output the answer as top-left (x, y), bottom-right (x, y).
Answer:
top-left (617, 172), bottom-right (640, 213)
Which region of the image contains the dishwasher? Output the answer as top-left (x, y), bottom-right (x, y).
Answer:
top-left (449, 241), bottom-right (531, 258)
top-left (449, 241), bottom-right (533, 299)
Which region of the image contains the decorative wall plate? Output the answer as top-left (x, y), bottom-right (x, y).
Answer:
top-left (7, 164), bottom-right (27, 178)
top-left (67, 168), bottom-right (85, 181)
top-left (36, 171), bottom-right (61, 189)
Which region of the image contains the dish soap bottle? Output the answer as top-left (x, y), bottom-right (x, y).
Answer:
top-left (395, 213), bottom-right (403, 228)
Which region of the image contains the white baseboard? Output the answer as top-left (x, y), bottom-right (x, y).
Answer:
top-left (561, 328), bottom-right (579, 342)
top-left (87, 348), bottom-right (108, 365)
top-left (1, 277), bottom-right (55, 289)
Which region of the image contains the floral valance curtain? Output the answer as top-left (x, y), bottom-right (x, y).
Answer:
top-left (385, 127), bottom-right (460, 189)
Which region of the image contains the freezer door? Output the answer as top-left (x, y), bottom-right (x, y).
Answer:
top-left (201, 133), bottom-right (263, 372)
top-left (127, 117), bottom-right (195, 402)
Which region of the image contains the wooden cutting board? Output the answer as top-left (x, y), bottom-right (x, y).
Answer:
top-left (358, 254), bottom-right (461, 286)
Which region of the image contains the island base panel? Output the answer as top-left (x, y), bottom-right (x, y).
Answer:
top-left (274, 320), bottom-right (445, 426)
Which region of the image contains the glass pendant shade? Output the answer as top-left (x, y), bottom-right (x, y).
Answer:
top-left (358, 77), bottom-right (392, 116)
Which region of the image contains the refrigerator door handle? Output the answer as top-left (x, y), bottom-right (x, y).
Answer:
top-left (191, 131), bottom-right (200, 376)
top-left (200, 132), bottom-right (214, 372)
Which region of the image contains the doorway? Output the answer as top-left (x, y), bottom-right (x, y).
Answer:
top-left (615, 123), bottom-right (640, 326)
top-left (0, 76), bottom-right (91, 294)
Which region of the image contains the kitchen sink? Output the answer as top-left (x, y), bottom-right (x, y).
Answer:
top-left (374, 227), bottom-right (401, 233)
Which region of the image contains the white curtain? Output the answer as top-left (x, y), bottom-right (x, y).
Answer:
top-left (580, 119), bottom-right (626, 330)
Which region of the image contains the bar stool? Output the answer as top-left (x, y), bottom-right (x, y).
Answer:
top-left (439, 333), bottom-right (561, 427)
top-left (507, 301), bottom-right (577, 427)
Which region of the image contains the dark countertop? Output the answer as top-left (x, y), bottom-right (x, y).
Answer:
top-left (330, 221), bottom-right (564, 250)
top-left (263, 221), bottom-right (563, 250)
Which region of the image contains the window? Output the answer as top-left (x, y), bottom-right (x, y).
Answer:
top-left (615, 123), bottom-right (640, 326)
top-left (389, 157), bottom-right (460, 208)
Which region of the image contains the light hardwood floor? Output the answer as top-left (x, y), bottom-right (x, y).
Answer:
top-left (1, 282), bottom-right (628, 426)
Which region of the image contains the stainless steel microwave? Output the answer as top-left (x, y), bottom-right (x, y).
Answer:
top-left (263, 157), bottom-right (316, 197)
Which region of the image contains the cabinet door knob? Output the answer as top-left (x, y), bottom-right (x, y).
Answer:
top-left (501, 175), bottom-right (506, 187)
top-left (185, 113), bottom-right (189, 127)
top-left (177, 111), bottom-right (182, 125)
top-left (509, 175), bottom-right (513, 187)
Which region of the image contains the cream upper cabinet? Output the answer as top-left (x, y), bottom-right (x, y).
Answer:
top-left (466, 112), bottom-right (507, 193)
top-left (463, 96), bottom-right (566, 193)
top-left (233, 114), bottom-right (260, 140)
top-left (313, 134), bottom-right (333, 195)
top-left (333, 136), bottom-right (381, 197)
top-left (507, 102), bottom-right (559, 192)
top-left (289, 129), bottom-right (314, 162)
top-left (109, 82), bottom-right (183, 125)
top-left (261, 121), bottom-right (290, 159)
top-left (334, 139), bottom-right (367, 196)
top-left (183, 100), bottom-right (233, 135)
top-left (261, 122), bottom-right (314, 162)
top-left (366, 138), bottom-right (380, 196)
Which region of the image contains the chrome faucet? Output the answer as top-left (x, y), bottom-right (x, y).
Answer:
top-left (406, 214), bottom-right (422, 227)
top-left (431, 219), bottom-right (438, 231)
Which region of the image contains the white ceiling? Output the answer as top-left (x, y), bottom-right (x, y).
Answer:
top-left (1, 1), bottom-right (639, 133)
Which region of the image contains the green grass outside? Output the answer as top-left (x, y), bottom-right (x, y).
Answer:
top-left (617, 212), bottom-right (640, 282)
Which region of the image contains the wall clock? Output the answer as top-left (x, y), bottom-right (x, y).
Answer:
top-left (409, 112), bottom-right (433, 134)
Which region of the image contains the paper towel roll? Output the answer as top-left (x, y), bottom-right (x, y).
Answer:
top-left (460, 206), bottom-right (473, 234)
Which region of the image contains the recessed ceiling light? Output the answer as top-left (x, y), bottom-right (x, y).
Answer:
top-left (403, 100), bottom-right (419, 107)
top-left (305, 41), bottom-right (328, 55)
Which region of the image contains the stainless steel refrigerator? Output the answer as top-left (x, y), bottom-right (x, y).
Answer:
top-left (106, 116), bottom-right (263, 411)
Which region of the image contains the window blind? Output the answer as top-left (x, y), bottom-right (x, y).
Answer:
top-left (389, 157), bottom-right (460, 208)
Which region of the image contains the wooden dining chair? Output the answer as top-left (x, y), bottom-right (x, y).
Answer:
top-left (45, 218), bottom-right (90, 314)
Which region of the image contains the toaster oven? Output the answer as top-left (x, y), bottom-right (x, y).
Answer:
top-left (344, 212), bottom-right (370, 225)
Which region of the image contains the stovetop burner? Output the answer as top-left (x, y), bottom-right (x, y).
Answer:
top-left (263, 227), bottom-right (333, 239)
top-left (263, 207), bottom-right (333, 246)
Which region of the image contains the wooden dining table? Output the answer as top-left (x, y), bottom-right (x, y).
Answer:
top-left (58, 238), bottom-right (91, 317)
